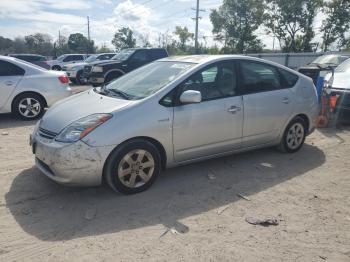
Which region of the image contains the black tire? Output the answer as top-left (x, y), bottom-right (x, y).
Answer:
top-left (104, 72), bottom-right (122, 84)
top-left (104, 139), bottom-right (162, 194)
top-left (12, 93), bottom-right (46, 120)
top-left (75, 70), bottom-right (85, 85)
top-left (278, 116), bottom-right (307, 153)
top-left (52, 65), bottom-right (61, 71)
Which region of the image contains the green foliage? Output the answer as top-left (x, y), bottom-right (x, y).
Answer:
top-left (174, 26), bottom-right (194, 50)
top-left (210, 0), bottom-right (265, 53)
top-left (321, 0), bottom-right (350, 51)
top-left (24, 33), bottom-right (54, 56)
top-left (112, 27), bottom-right (136, 51)
top-left (264, 0), bottom-right (321, 52)
top-left (68, 33), bottom-right (95, 53)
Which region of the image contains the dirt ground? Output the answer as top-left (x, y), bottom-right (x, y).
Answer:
top-left (0, 94), bottom-right (350, 261)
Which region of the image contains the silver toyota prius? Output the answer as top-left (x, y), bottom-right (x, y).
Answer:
top-left (30, 55), bottom-right (318, 194)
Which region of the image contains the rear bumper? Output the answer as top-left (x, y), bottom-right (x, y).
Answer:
top-left (45, 87), bottom-right (72, 107)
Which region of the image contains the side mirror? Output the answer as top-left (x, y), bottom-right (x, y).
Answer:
top-left (180, 90), bottom-right (202, 104)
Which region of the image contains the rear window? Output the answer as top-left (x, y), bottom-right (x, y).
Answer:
top-left (279, 68), bottom-right (299, 88)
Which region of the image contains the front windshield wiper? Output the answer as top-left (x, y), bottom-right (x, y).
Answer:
top-left (108, 89), bottom-right (132, 100)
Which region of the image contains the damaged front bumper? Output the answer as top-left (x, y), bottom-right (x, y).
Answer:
top-left (30, 129), bottom-right (115, 186)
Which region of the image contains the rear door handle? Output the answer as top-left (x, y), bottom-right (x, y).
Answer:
top-left (282, 97), bottom-right (290, 104)
top-left (228, 106), bottom-right (241, 114)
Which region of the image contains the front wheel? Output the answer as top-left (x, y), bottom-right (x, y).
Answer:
top-left (104, 139), bottom-right (161, 194)
top-left (278, 117), bottom-right (307, 153)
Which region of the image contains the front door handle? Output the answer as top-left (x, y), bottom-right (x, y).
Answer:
top-left (5, 81), bottom-right (14, 86)
top-left (228, 106), bottom-right (241, 114)
top-left (282, 97), bottom-right (290, 104)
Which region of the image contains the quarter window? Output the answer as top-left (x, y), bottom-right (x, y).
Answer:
top-left (180, 61), bottom-right (237, 102)
top-left (240, 61), bottom-right (282, 94)
top-left (0, 61), bottom-right (25, 76)
top-left (279, 68), bottom-right (299, 88)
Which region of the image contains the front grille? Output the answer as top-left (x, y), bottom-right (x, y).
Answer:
top-left (38, 127), bottom-right (58, 139)
top-left (62, 66), bottom-right (67, 71)
top-left (84, 65), bottom-right (92, 74)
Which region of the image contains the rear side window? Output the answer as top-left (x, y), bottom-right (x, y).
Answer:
top-left (279, 68), bottom-right (299, 88)
top-left (239, 61), bottom-right (282, 94)
top-left (0, 60), bottom-right (25, 76)
top-left (151, 49), bottom-right (168, 60)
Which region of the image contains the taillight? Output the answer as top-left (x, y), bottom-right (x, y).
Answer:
top-left (58, 75), bottom-right (69, 84)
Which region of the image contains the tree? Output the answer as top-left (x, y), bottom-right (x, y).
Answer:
top-left (24, 33), bottom-right (54, 56)
top-left (97, 44), bottom-right (113, 53)
top-left (174, 26), bottom-right (194, 50)
top-left (321, 0), bottom-right (350, 51)
top-left (112, 27), bottom-right (136, 51)
top-left (0, 36), bottom-right (13, 54)
top-left (264, 0), bottom-right (321, 53)
top-left (210, 0), bottom-right (265, 54)
top-left (68, 33), bottom-right (95, 53)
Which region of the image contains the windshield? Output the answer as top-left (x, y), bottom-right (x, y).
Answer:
top-left (112, 50), bottom-right (134, 61)
top-left (311, 55), bottom-right (340, 65)
top-left (85, 55), bottom-right (98, 62)
top-left (56, 55), bottom-right (65, 61)
top-left (335, 58), bottom-right (350, 72)
top-left (104, 61), bottom-right (194, 100)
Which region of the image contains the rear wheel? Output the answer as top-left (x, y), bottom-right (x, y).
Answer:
top-left (278, 117), bottom-right (307, 153)
top-left (105, 139), bottom-right (161, 194)
top-left (52, 65), bottom-right (61, 71)
top-left (13, 93), bottom-right (46, 120)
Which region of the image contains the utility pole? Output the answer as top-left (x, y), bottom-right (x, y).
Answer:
top-left (87, 16), bottom-right (91, 41)
top-left (58, 30), bottom-right (61, 46)
top-left (192, 0), bottom-right (205, 54)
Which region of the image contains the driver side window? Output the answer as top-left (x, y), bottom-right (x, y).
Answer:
top-left (181, 61), bottom-right (237, 101)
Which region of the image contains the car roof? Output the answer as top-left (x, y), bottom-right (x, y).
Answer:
top-left (9, 54), bottom-right (45, 57)
top-left (160, 55), bottom-right (250, 64)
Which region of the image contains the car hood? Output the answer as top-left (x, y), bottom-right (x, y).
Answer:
top-left (327, 72), bottom-right (350, 90)
top-left (40, 89), bottom-right (132, 133)
top-left (90, 60), bottom-right (123, 67)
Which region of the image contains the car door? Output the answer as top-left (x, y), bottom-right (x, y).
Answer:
top-left (238, 60), bottom-right (293, 147)
top-left (0, 60), bottom-right (25, 110)
top-left (173, 61), bottom-right (243, 162)
top-left (127, 50), bottom-right (150, 72)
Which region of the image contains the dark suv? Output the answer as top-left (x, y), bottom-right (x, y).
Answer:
top-left (83, 48), bottom-right (168, 86)
top-left (8, 54), bottom-right (50, 69)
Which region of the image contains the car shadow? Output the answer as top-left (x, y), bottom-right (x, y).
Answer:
top-left (0, 114), bottom-right (38, 129)
top-left (5, 144), bottom-right (325, 242)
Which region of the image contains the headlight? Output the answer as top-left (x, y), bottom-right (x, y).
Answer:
top-left (92, 66), bottom-right (103, 72)
top-left (55, 114), bottom-right (112, 143)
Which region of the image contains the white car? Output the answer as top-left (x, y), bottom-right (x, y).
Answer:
top-left (46, 54), bottom-right (88, 71)
top-left (0, 56), bottom-right (72, 120)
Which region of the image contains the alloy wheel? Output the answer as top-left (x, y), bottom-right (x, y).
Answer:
top-left (18, 97), bottom-right (41, 118)
top-left (286, 123), bottom-right (305, 150)
top-left (117, 149), bottom-right (155, 188)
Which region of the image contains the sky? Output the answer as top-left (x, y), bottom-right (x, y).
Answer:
top-left (0, 0), bottom-right (323, 50)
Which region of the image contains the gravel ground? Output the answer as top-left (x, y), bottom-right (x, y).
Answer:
top-left (0, 91), bottom-right (349, 261)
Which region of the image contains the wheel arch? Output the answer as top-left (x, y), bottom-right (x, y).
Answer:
top-left (102, 136), bottom-right (167, 184)
top-left (11, 91), bottom-right (48, 113)
top-left (104, 69), bottom-right (125, 79)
